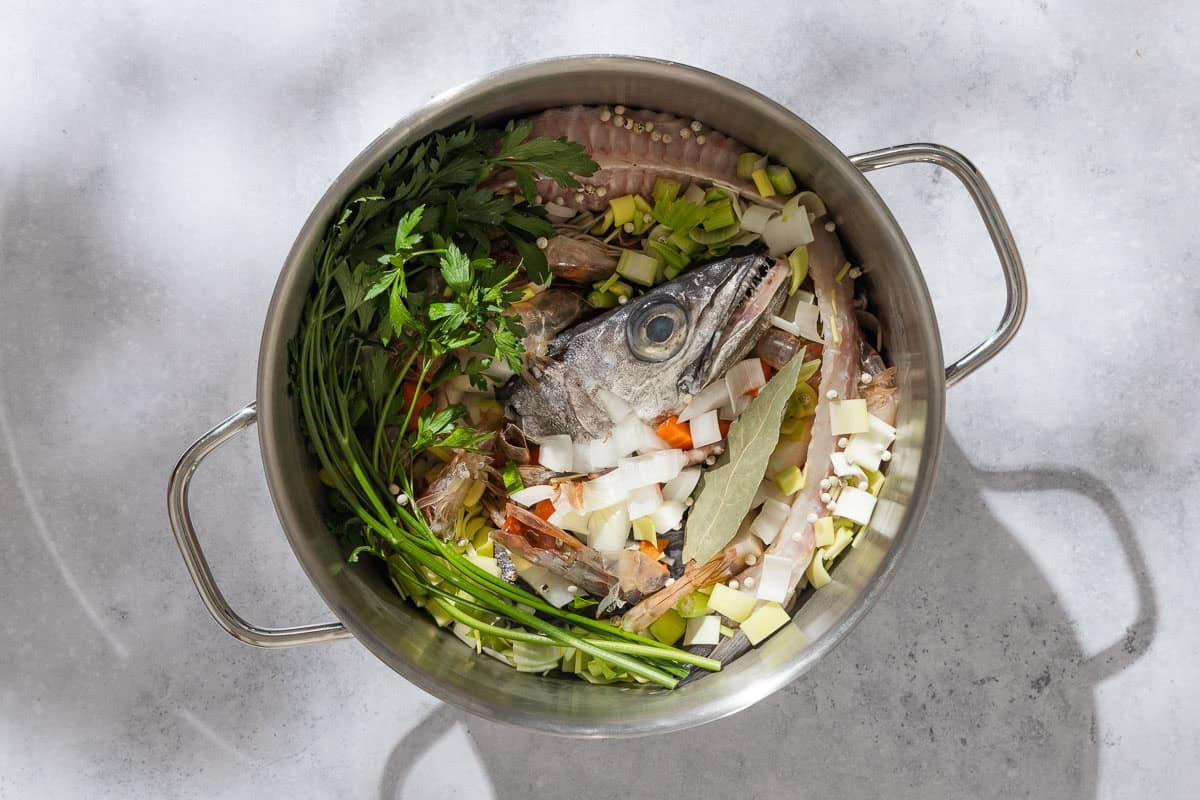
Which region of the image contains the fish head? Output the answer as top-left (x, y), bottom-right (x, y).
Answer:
top-left (501, 251), bottom-right (789, 438)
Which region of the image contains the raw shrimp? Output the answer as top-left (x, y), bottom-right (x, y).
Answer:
top-left (416, 449), bottom-right (494, 535)
top-left (861, 342), bottom-right (898, 426)
top-left (543, 233), bottom-right (619, 282)
top-left (511, 288), bottom-right (592, 368)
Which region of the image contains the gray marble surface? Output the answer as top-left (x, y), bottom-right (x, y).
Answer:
top-left (2, 2), bottom-right (1196, 798)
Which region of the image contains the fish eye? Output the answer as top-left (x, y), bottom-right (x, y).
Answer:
top-left (626, 300), bottom-right (689, 362)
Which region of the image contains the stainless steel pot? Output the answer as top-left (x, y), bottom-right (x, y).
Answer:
top-left (167, 56), bottom-right (1026, 737)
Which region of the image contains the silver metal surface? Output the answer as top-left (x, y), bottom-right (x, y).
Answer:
top-left (170, 55), bottom-right (1024, 736)
top-left (167, 402), bottom-right (351, 647)
top-left (850, 144), bottom-right (1028, 386)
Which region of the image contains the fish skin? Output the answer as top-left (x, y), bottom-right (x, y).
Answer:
top-left (520, 106), bottom-right (779, 212)
top-left (499, 252), bottom-right (789, 440)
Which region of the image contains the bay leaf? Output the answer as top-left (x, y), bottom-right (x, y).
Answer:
top-left (683, 352), bottom-right (807, 564)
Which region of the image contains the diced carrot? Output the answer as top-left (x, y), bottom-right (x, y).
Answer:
top-left (655, 415), bottom-right (693, 449)
top-left (638, 540), bottom-right (660, 558)
top-left (533, 499), bottom-right (555, 520)
top-left (747, 388), bottom-right (760, 398)
top-left (718, 419), bottom-right (732, 438)
top-left (761, 361), bottom-right (774, 381)
top-left (529, 446), bottom-right (540, 465)
top-left (656, 537), bottom-right (670, 551)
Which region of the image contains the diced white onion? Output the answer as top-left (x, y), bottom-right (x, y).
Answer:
top-left (589, 436), bottom-right (621, 469)
top-left (770, 315), bottom-right (802, 337)
top-left (662, 467), bottom-right (702, 502)
top-left (678, 380), bottom-right (728, 423)
top-left (580, 470), bottom-right (629, 512)
top-left (596, 388), bottom-right (634, 424)
top-left (587, 503), bottom-right (630, 552)
top-left (689, 409), bottom-right (722, 448)
top-left (830, 452), bottom-right (868, 489)
top-left (684, 615), bottom-right (722, 646)
top-left (755, 554), bottom-right (793, 603)
top-left (509, 484), bottom-right (555, 507)
top-left (536, 434), bottom-right (573, 472)
top-left (725, 358), bottom-right (766, 406)
top-left (750, 497), bottom-right (790, 544)
top-left (619, 449), bottom-right (686, 489)
top-left (517, 564), bottom-right (576, 607)
top-left (572, 440), bottom-right (595, 473)
top-left (627, 483), bottom-right (662, 520)
top-left (843, 414), bottom-right (897, 472)
top-left (683, 615), bottom-right (721, 646)
top-left (718, 392), bottom-right (752, 421)
top-left (547, 504), bottom-right (590, 535)
top-left (650, 499), bottom-right (686, 533)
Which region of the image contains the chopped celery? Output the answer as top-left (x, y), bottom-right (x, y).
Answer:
top-left (632, 515), bottom-right (656, 542)
top-left (587, 290), bottom-right (619, 309)
top-left (704, 187), bottom-right (728, 204)
top-left (709, 583), bottom-right (757, 622)
top-left (501, 461), bottom-right (524, 494)
top-left (608, 280), bottom-right (634, 299)
top-left (788, 246), bottom-right (809, 294)
top-left (864, 466), bottom-right (886, 495)
top-left (737, 152), bottom-right (764, 178)
top-left (751, 168), bottom-right (777, 198)
top-left (829, 398), bottom-right (870, 435)
top-left (741, 602), bottom-right (791, 645)
top-left (825, 526), bottom-right (854, 562)
top-left (774, 464), bottom-right (806, 495)
top-left (663, 263), bottom-right (684, 281)
top-left (766, 165), bottom-right (797, 195)
top-left (475, 537), bottom-right (495, 558)
top-left (675, 590), bottom-right (711, 618)
top-left (645, 239), bottom-right (690, 271)
top-left (648, 609), bottom-right (686, 645)
top-left (667, 230), bottom-right (703, 255)
top-left (702, 199), bottom-right (737, 231)
top-left (653, 178), bottom-right (681, 205)
top-left (617, 249), bottom-right (659, 287)
top-left (633, 194), bottom-right (654, 216)
top-left (647, 223), bottom-right (672, 243)
top-left (688, 224), bottom-right (741, 246)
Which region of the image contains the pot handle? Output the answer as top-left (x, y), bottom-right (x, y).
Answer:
top-left (850, 143), bottom-right (1028, 387)
top-left (167, 402), bottom-right (352, 648)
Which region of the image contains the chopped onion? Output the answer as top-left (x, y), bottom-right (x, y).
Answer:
top-left (689, 409), bottom-right (722, 448)
top-left (844, 414), bottom-right (898, 472)
top-left (619, 449), bottom-right (687, 489)
top-left (517, 564), bottom-right (576, 607)
top-left (547, 504), bottom-right (590, 535)
top-left (662, 467), bottom-right (702, 502)
top-left (650, 499), bottom-right (686, 533)
top-left (750, 479), bottom-right (789, 510)
top-left (596, 388), bottom-right (634, 423)
top-left (509, 484), bottom-right (555, 507)
top-left (536, 434), bottom-right (573, 472)
top-left (572, 440), bottom-right (595, 473)
top-left (627, 484), bottom-right (662, 520)
top-left (740, 204), bottom-right (777, 234)
top-left (589, 436), bottom-right (622, 469)
top-left (677, 380), bottom-right (728, 423)
top-left (830, 451), bottom-right (868, 489)
top-left (683, 615), bottom-right (721, 646)
top-left (587, 503), bottom-right (630, 552)
top-left (581, 470), bottom-right (630, 512)
top-left (750, 497), bottom-right (790, 544)
top-left (755, 554), bottom-right (793, 603)
top-left (718, 392), bottom-right (751, 421)
top-left (725, 358), bottom-right (766, 405)
top-left (832, 486), bottom-right (877, 525)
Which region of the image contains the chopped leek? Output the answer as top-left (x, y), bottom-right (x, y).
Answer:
top-left (632, 515), bottom-right (657, 542)
top-left (825, 526), bottom-right (854, 562)
top-left (806, 548), bottom-right (832, 589)
top-left (829, 398), bottom-right (870, 435)
top-left (702, 198), bottom-right (737, 231)
top-left (645, 239), bottom-right (690, 271)
top-left (675, 590), bottom-right (711, 618)
top-left (774, 464), bottom-right (806, 496)
top-left (689, 224), bottom-right (740, 246)
top-left (835, 261), bottom-right (852, 282)
top-left (766, 165), bottom-right (797, 195)
top-left (709, 583), bottom-right (757, 622)
top-left (649, 609), bottom-right (685, 645)
top-left (683, 615), bottom-right (721, 646)
top-left (737, 152), bottom-right (763, 178)
top-left (751, 168), bottom-right (776, 198)
top-left (587, 290), bottom-right (619, 309)
top-left (617, 249), bottom-right (659, 287)
top-left (788, 246), bottom-right (809, 294)
top-left (591, 207), bottom-right (614, 234)
top-left (741, 603), bottom-right (791, 645)
top-left (609, 195), bottom-right (637, 226)
top-left (813, 516), bottom-right (835, 548)
top-left (667, 229), bottom-right (703, 255)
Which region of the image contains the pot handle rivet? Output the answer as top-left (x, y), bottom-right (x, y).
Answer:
top-left (167, 402), bottom-right (352, 647)
top-left (850, 143), bottom-right (1028, 387)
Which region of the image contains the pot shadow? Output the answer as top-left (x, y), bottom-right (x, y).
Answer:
top-left (377, 435), bottom-right (1155, 799)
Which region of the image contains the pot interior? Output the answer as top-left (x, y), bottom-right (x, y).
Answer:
top-left (256, 56), bottom-right (945, 736)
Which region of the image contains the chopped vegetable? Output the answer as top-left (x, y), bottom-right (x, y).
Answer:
top-left (502, 462), bottom-right (525, 495)
top-left (628, 484), bottom-right (663, 520)
top-left (702, 199), bottom-right (737, 231)
top-left (832, 485), bottom-right (877, 525)
top-left (533, 499), bottom-right (555, 520)
top-left (653, 177), bottom-right (681, 205)
top-left (787, 246), bottom-right (809, 294)
top-left (773, 464), bottom-right (806, 495)
top-left (676, 591), bottom-right (710, 618)
top-left (655, 415), bottom-right (694, 449)
top-left (750, 497), bottom-right (789, 544)
top-left (740, 204), bottom-right (776, 234)
top-left (632, 514), bottom-right (657, 543)
top-left (620, 449), bottom-right (687, 489)
top-left (649, 500), bottom-right (686, 534)
top-left (766, 165), bottom-right (797, 195)
top-left (648, 609), bottom-right (685, 644)
top-left (829, 398), bottom-right (870, 435)
top-left (708, 583), bottom-right (757, 622)
top-left (536, 434), bottom-right (574, 472)
top-left (617, 248), bottom-right (661, 287)
top-left (725, 358), bottom-right (767, 405)
top-left (751, 168), bottom-right (776, 198)
top-left (755, 554), bottom-right (793, 603)
top-left (509, 484), bottom-right (555, 507)
top-left (683, 615), bottom-right (722, 646)
top-left (662, 467), bottom-right (702, 502)
top-left (825, 525), bottom-right (854, 562)
top-left (806, 549), bottom-right (832, 589)
top-left (588, 503), bottom-right (630, 552)
top-left (737, 152), bottom-right (764, 178)
top-left (843, 414), bottom-right (897, 472)
top-left (813, 515), bottom-right (835, 548)
top-left (762, 195), bottom-right (815, 256)
top-left (678, 380), bottom-right (728, 423)
top-left (689, 409), bottom-right (722, 448)
top-left (610, 194), bottom-right (638, 226)
top-left (741, 602), bottom-right (791, 645)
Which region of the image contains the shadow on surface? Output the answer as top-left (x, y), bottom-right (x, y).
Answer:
top-left (379, 435), bottom-right (1155, 799)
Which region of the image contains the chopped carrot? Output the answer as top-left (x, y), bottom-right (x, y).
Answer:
top-left (528, 445), bottom-right (540, 464)
top-left (655, 415), bottom-right (693, 449)
top-left (718, 419), bottom-right (732, 438)
top-left (747, 388), bottom-right (760, 398)
top-left (656, 537), bottom-right (670, 551)
top-left (638, 540), bottom-right (660, 558)
top-left (761, 361), bottom-right (774, 382)
top-left (533, 499), bottom-right (555, 520)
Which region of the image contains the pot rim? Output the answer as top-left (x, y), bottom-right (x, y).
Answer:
top-left (255, 54), bottom-right (946, 736)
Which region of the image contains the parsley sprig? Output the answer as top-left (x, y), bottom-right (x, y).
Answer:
top-left (289, 121), bottom-right (719, 688)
